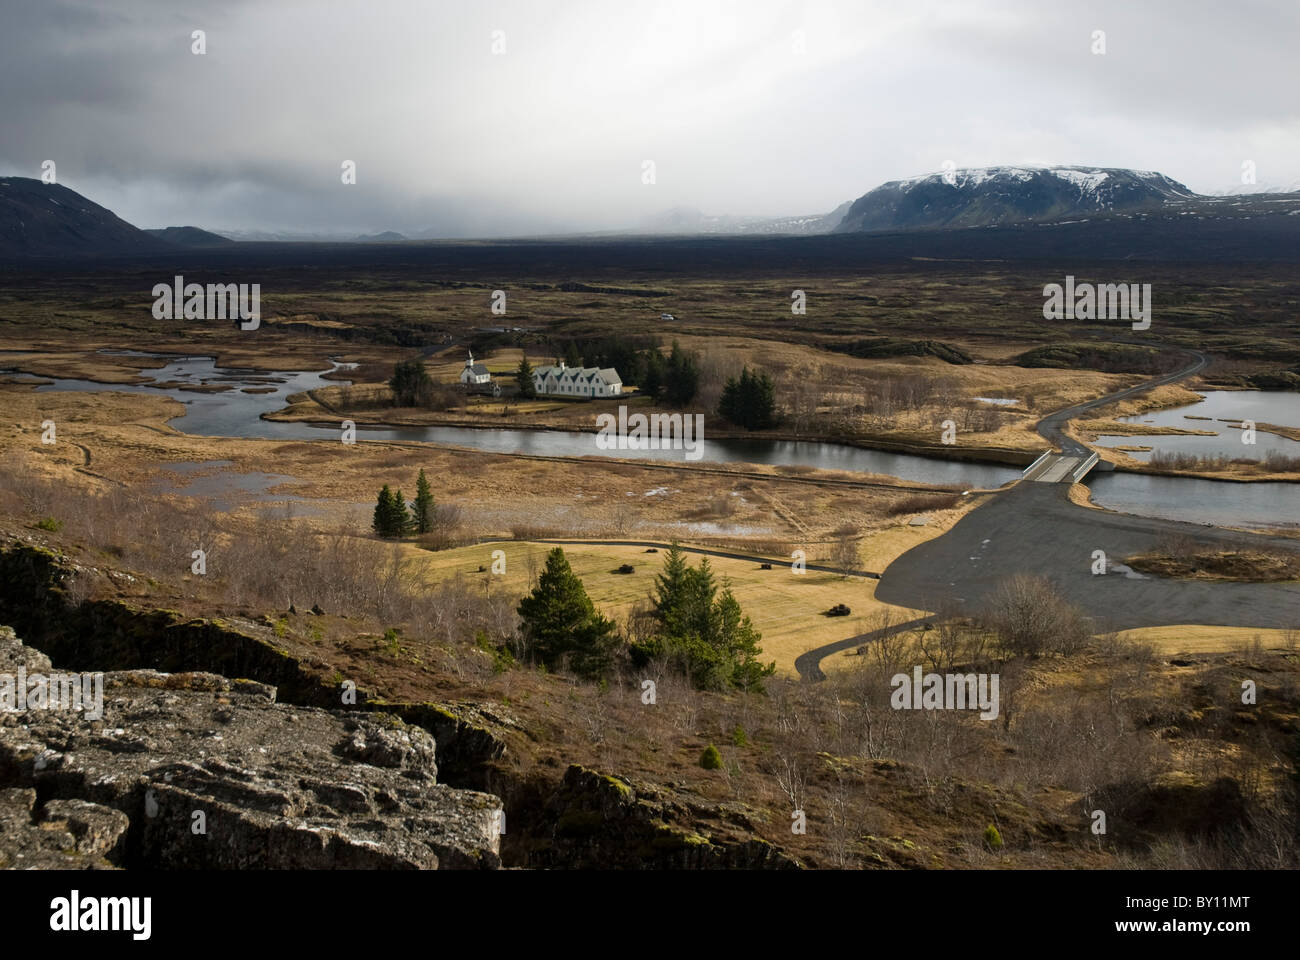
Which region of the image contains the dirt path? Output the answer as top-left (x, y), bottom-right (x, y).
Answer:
top-left (474, 537), bottom-right (881, 579)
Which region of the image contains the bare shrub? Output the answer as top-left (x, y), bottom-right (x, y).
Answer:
top-left (829, 526), bottom-right (859, 578)
top-left (886, 493), bottom-right (962, 516)
top-left (982, 574), bottom-right (1090, 658)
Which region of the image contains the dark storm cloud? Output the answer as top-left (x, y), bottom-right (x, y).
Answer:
top-left (2, 0), bottom-right (1297, 237)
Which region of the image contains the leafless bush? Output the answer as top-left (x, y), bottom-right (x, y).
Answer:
top-left (829, 526), bottom-right (859, 578)
top-left (1008, 692), bottom-right (1162, 801)
top-left (781, 365), bottom-right (825, 436)
top-left (886, 493), bottom-right (962, 516)
top-left (982, 573), bottom-right (1090, 658)
top-left (1, 461), bottom-right (515, 653)
top-left (683, 492), bottom-right (736, 521)
top-left (697, 351), bottom-right (745, 414)
top-left (508, 523), bottom-right (566, 540)
top-left (958, 402), bottom-right (1007, 433)
top-left (918, 607), bottom-right (991, 673)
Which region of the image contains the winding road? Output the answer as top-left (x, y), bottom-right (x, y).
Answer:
top-left (795, 348), bottom-right (1300, 680)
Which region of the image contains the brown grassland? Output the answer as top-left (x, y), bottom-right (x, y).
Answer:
top-left (0, 257), bottom-right (1298, 868)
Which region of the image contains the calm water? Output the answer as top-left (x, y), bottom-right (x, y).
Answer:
top-left (1087, 471), bottom-right (1300, 529)
top-left (27, 354), bottom-right (1020, 488)
top-left (1097, 390), bottom-right (1300, 462)
top-left (17, 353), bottom-right (1298, 530)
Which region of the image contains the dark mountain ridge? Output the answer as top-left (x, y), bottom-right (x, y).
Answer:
top-left (836, 165), bottom-right (1207, 233)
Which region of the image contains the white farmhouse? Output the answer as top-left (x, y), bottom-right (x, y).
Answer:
top-left (532, 362), bottom-right (622, 399)
top-left (459, 352), bottom-right (491, 387)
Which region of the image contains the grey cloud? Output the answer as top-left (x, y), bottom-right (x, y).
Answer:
top-left (2, 0), bottom-right (1297, 236)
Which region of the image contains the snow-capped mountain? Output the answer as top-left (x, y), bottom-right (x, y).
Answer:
top-left (835, 166), bottom-right (1199, 233)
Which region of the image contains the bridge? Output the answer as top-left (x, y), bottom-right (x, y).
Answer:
top-left (1021, 449), bottom-right (1100, 483)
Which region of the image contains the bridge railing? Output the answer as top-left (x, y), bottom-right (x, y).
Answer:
top-left (1070, 451), bottom-right (1100, 483)
top-left (1022, 449), bottom-right (1053, 478)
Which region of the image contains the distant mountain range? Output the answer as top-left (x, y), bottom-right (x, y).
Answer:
top-left (2, 166), bottom-right (1298, 258)
top-left (143, 225), bottom-right (233, 247)
top-left (833, 165), bottom-right (1300, 233)
top-left (628, 166), bottom-right (1300, 237)
top-left (0, 178), bottom-right (231, 257)
top-left (219, 229), bottom-right (410, 243)
top-left (353, 231), bottom-right (408, 243)
top-left (633, 202), bottom-right (852, 236)
top-left (837, 166), bottom-right (1192, 231)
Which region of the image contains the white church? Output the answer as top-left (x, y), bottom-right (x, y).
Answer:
top-left (459, 352), bottom-right (492, 386)
top-left (532, 361), bottom-right (622, 399)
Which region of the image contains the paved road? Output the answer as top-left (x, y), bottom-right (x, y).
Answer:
top-left (796, 347), bottom-right (1298, 680)
top-left (1037, 347), bottom-right (1209, 457)
top-left (794, 617), bottom-right (931, 682)
top-left (874, 481), bottom-right (1300, 628)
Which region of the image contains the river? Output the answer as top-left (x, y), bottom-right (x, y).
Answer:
top-left (12, 353), bottom-right (1298, 531)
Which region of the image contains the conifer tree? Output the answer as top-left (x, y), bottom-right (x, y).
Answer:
top-left (641, 350), bottom-right (664, 400)
top-left (412, 469), bottom-right (435, 534)
top-left (390, 489), bottom-right (410, 535)
top-left (389, 358), bottom-right (432, 406)
top-left (372, 485), bottom-right (399, 537)
top-left (516, 547), bottom-right (619, 680)
top-left (719, 366), bottom-right (777, 430)
top-left (516, 356), bottom-right (536, 398)
top-left (663, 340), bottom-right (700, 407)
top-left (644, 546), bottom-right (774, 691)
top-left (373, 485), bottom-right (412, 537)
top-left (652, 542), bottom-right (692, 628)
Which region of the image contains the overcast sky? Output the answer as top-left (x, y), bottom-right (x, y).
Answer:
top-left (3, 0), bottom-right (1298, 237)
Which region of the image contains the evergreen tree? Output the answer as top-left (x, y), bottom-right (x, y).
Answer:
top-left (750, 368), bottom-right (777, 429)
top-left (373, 485), bottom-right (393, 536)
top-left (643, 546), bottom-right (774, 691)
top-left (390, 358), bottom-right (432, 406)
top-left (718, 373), bottom-right (742, 425)
top-left (372, 484), bottom-right (409, 537)
top-left (718, 366), bottom-right (777, 430)
top-left (716, 587), bottom-right (774, 691)
top-left (663, 340), bottom-right (700, 407)
top-left (516, 547), bottom-right (619, 680)
top-left (516, 356), bottom-right (536, 398)
top-left (681, 558), bottom-right (721, 644)
top-left (412, 469), bottom-right (435, 534)
top-left (563, 342), bottom-right (583, 368)
top-left (391, 489), bottom-right (410, 536)
top-left (640, 350), bottom-right (664, 400)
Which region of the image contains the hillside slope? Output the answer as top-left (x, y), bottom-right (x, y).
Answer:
top-left (836, 166), bottom-right (1200, 232)
top-left (0, 177), bottom-right (170, 257)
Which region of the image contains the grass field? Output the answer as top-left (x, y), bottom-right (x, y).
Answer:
top-left (1115, 624), bottom-right (1298, 656)
top-left (406, 538), bottom-right (931, 676)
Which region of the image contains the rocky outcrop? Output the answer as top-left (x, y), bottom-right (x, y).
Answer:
top-left (0, 626), bottom-right (503, 869)
top-left (364, 699), bottom-right (518, 790)
top-left (532, 764), bottom-right (801, 869)
top-left (0, 789), bottom-right (129, 869)
top-left (0, 539), bottom-right (518, 784)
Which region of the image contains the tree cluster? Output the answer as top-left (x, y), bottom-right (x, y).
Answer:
top-left (717, 365), bottom-right (777, 430)
top-left (550, 335), bottom-right (700, 407)
top-left (633, 544), bottom-right (774, 691)
top-left (372, 469), bottom-right (435, 537)
top-left (389, 358), bottom-right (434, 406)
